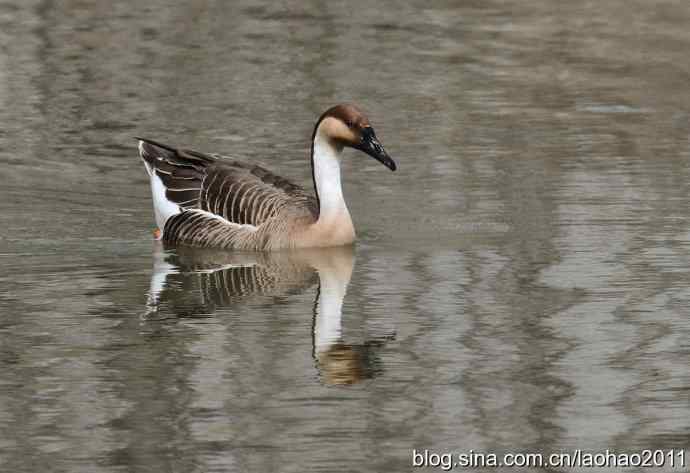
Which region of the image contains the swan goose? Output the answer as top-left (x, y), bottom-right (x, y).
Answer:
top-left (137, 104), bottom-right (396, 250)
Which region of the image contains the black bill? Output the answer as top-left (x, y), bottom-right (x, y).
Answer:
top-left (356, 127), bottom-right (397, 171)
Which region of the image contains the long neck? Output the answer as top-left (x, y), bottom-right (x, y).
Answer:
top-left (311, 128), bottom-right (349, 223)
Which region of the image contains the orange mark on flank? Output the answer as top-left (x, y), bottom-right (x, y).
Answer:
top-left (153, 228), bottom-right (161, 240)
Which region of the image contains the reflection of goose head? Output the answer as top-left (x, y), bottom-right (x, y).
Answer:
top-left (307, 247), bottom-right (374, 385)
top-left (145, 244), bottom-right (390, 385)
top-left (307, 247), bottom-right (360, 385)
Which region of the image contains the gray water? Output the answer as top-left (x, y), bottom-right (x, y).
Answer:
top-left (1, 1), bottom-right (690, 472)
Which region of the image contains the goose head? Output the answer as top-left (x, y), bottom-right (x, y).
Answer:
top-left (314, 104), bottom-right (397, 171)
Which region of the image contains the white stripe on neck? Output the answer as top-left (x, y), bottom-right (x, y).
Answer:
top-left (312, 127), bottom-right (349, 222)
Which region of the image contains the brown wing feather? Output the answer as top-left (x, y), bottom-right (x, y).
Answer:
top-left (198, 161), bottom-right (318, 227)
top-left (138, 138), bottom-right (211, 210)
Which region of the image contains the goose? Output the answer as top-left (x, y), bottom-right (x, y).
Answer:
top-left (137, 104), bottom-right (396, 250)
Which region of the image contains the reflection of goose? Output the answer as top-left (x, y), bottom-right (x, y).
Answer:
top-left (145, 244), bottom-right (392, 384)
top-left (137, 104), bottom-right (396, 250)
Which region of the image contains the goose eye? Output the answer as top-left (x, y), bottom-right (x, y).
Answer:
top-left (346, 120), bottom-right (354, 129)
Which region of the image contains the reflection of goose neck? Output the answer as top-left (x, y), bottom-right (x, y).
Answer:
top-left (312, 249), bottom-right (355, 349)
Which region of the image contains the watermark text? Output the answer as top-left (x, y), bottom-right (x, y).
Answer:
top-left (412, 449), bottom-right (686, 470)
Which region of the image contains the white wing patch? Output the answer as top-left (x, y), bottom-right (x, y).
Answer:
top-left (150, 171), bottom-right (182, 230)
top-left (140, 140), bottom-right (182, 229)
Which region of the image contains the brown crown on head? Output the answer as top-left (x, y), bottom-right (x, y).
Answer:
top-left (324, 104), bottom-right (370, 129)
top-left (315, 104), bottom-right (372, 145)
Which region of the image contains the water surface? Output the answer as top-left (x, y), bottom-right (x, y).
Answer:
top-left (1, 1), bottom-right (690, 472)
